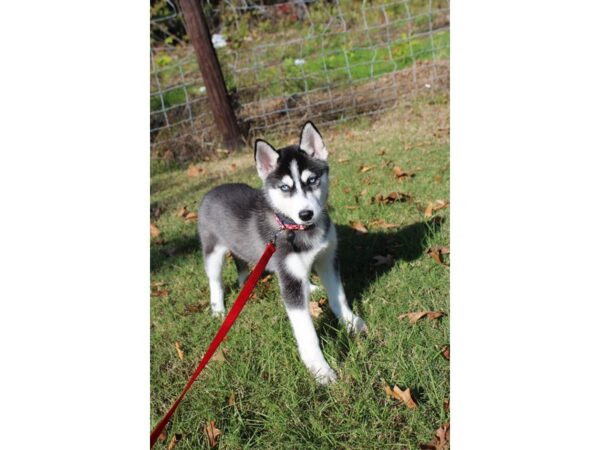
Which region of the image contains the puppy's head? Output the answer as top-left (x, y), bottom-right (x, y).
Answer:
top-left (254, 121), bottom-right (329, 225)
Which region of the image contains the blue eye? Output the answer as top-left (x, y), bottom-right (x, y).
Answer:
top-left (307, 176), bottom-right (318, 185)
top-left (280, 185), bottom-right (291, 192)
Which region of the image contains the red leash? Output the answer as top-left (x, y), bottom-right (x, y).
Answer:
top-left (150, 241), bottom-right (277, 447)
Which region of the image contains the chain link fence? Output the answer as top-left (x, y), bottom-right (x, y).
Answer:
top-left (151, 0), bottom-right (449, 161)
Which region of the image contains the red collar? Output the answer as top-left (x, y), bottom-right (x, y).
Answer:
top-left (274, 213), bottom-right (313, 231)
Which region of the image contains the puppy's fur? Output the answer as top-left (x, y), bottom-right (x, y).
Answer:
top-left (198, 122), bottom-right (365, 384)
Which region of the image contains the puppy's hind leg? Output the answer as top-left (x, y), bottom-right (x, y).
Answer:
top-left (201, 233), bottom-right (228, 317)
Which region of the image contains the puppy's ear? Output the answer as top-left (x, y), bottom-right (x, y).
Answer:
top-left (299, 121), bottom-right (327, 160)
top-left (254, 139), bottom-right (279, 180)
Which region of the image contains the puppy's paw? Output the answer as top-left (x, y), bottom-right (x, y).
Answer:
top-left (345, 315), bottom-right (368, 335)
top-left (308, 362), bottom-right (337, 385)
top-left (211, 308), bottom-right (226, 318)
top-left (309, 283), bottom-right (321, 293)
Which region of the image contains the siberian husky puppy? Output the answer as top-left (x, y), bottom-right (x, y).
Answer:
top-left (198, 122), bottom-right (366, 384)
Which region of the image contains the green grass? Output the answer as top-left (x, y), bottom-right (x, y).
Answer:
top-left (151, 94), bottom-right (449, 449)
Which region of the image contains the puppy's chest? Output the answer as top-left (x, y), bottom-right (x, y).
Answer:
top-left (283, 238), bottom-right (329, 278)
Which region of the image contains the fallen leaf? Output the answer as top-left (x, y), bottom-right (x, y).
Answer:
top-left (158, 432), bottom-right (167, 442)
top-left (175, 342), bottom-right (184, 360)
top-left (167, 433), bottom-right (182, 450)
top-left (398, 311), bottom-right (446, 324)
top-left (349, 220), bottom-right (368, 233)
top-left (230, 163), bottom-right (237, 172)
top-left (183, 301), bottom-right (208, 315)
top-left (434, 175), bottom-right (442, 184)
top-left (369, 219), bottom-right (402, 229)
top-left (393, 166), bottom-right (416, 180)
top-left (187, 164), bottom-right (204, 177)
top-left (372, 192), bottom-right (411, 205)
top-left (427, 246), bottom-right (450, 267)
top-left (443, 398), bottom-right (450, 412)
top-left (212, 347), bottom-right (227, 362)
top-left (344, 205), bottom-right (359, 210)
top-left (420, 423), bottom-right (450, 450)
top-left (318, 297), bottom-right (327, 306)
top-left (342, 187), bottom-right (352, 193)
top-left (176, 206), bottom-right (198, 222)
top-left (424, 199), bottom-right (449, 217)
top-left (377, 149), bottom-right (386, 156)
top-left (359, 164), bottom-right (374, 173)
top-left (151, 289), bottom-right (168, 298)
top-left (150, 223), bottom-right (161, 238)
top-left (393, 386), bottom-right (418, 409)
top-left (362, 177), bottom-right (372, 185)
top-left (204, 421), bottom-right (222, 448)
top-left (184, 212), bottom-right (198, 222)
top-left (309, 301), bottom-right (323, 318)
top-left (228, 392), bottom-right (236, 406)
top-left (441, 345), bottom-right (450, 361)
top-left (337, 158), bottom-right (349, 163)
top-left (372, 254), bottom-right (394, 266)
top-left (259, 274), bottom-right (273, 284)
top-left (383, 382), bottom-right (418, 409)
top-left (359, 188), bottom-right (368, 196)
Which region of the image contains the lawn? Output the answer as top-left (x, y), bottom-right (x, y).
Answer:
top-left (150, 92), bottom-right (449, 449)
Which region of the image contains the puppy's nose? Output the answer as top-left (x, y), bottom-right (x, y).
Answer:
top-left (299, 209), bottom-right (314, 221)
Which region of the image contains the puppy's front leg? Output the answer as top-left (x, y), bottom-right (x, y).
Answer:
top-left (314, 245), bottom-right (366, 334)
top-left (277, 268), bottom-right (337, 384)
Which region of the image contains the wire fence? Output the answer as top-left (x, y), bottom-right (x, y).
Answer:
top-left (150, 0), bottom-right (449, 161)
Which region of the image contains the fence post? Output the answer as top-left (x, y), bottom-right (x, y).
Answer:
top-left (179, 0), bottom-right (244, 150)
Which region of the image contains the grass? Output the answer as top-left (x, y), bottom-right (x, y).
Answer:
top-left (150, 92), bottom-right (449, 449)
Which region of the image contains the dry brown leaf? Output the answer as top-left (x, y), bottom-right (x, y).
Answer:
top-left (150, 223), bottom-right (161, 238)
top-left (151, 289), bottom-right (168, 298)
top-left (349, 220), bottom-right (368, 233)
top-left (344, 205), bottom-right (359, 210)
top-left (383, 382), bottom-right (418, 409)
top-left (176, 206), bottom-right (198, 222)
top-left (372, 192), bottom-right (411, 205)
top-left (424, 199), bottom-right (449, 217)
top-left (204, 421), bottom-right (222, 448)
top-left (362, 177), bottom-right (372, 185)
top-left (393, 166), bottom-right (415, 180)
top-left (359, 188), bottom-right (368, 196)
top-left (342, 187), bottom-right (352, 193)
top-left (187, 164), bottom-right (204, 177)
top-left (259, 274), bottom-right (273, 284)
top-left (337, 158), bottom-right (349, 163)
top-left (184, 212), bottom-right (198, 222)
top-left (175, 342), bottom-right (184, 360)
top-left (372, 254), bottom-right (394, 266)
top-left (377, 149), bottom-right (386, 156)
top-left (399, 311), bottom-right (445, 324)
top-left (230, 163), bottom-right (237, 172)
top-left (369, 219), bottom-right (402, 229)
top-left (167, 433), bottom-right (182, 450)
top-left (441, 345), bottom-right (450, 361)
top-left (228, 392), bottom-right (236, 406)
top-left (427, 246), bottom-right (450, 267)
top-left (318, 297), bottom-right (327, 306)
top-left (212, 347), bottom-right (227, 362)
top-left (420, 423), bottom-right (450, 450)
top-left (393, 386), bottom-right (418, 409)
top-left (359, 164), bottom-right (374, 173)
top-left (183, 301), bottom-right (208, 315)
top-left (309, 301), bottom-right (323, 318)
top-left (158, 432), bottom-right (167, 442)
top-left (434, 175), bottom-right (442, 184)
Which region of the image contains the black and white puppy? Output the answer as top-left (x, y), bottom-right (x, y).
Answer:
top-left (198, 122), bottom-right (366, 384)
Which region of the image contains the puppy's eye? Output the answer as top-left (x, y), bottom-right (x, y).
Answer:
top-left (280, 185), bottom-right (291, 192)
top-left (307, 176), bottom-right (318, 185)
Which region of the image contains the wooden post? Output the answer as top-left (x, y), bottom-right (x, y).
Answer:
top-left (179, 0), bottom-right (244, 150)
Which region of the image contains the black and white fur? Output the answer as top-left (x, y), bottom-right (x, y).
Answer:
top-left (198, 122), bottom-right (366, 384)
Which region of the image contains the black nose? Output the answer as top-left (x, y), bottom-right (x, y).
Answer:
top-left (299, 210), bottom-right (313, 221)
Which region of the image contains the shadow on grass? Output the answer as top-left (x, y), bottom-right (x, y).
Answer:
top-left (316, 217), bottom-right (444, 354)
